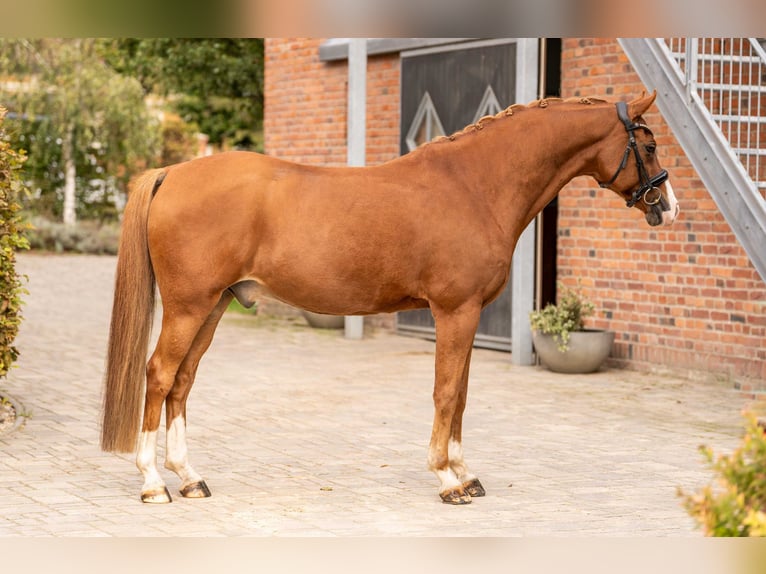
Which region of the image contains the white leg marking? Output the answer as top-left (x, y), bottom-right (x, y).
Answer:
top-left (429, 441), bottom-right (462, 494)
top-left (434, 468), bottom-right (463, 494)
top-left (662, 181), bottom-right (680, 225)
top-left (164, 416), bottom-right (203, 489)
top-left (136, 430), bottom-right (167, 496)
top-left (448, 438), bottom-right (477, 484)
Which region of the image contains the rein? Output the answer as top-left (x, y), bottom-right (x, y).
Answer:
top-left (599, 101), bottom-right (669, 208)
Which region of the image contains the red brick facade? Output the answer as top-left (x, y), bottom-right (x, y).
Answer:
top-left (263, 37), bottom-right (766, 386)
top-left (557, 38), bottom-right (766, 385)
top-left (264, 38), bottom-right (399, 166)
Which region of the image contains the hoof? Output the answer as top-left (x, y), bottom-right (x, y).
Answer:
top-left (463, 478), bottom-right (486, 497)
top-left (180, 480), bottom-right (211, 499)
top-left (141, 486), bottom-right (172, 504)
top-left (440, 488), bottom-right (472, 505)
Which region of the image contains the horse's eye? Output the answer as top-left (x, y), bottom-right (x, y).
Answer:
top-left (645, 143), bottom-right (657, 155)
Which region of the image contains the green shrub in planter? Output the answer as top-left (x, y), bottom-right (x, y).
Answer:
top-left (529, 282), bottom-right (595, 352)
top-left (0, 107), bottom-right (30, 377)
top-left (678, 413), bottom-right (766, 536)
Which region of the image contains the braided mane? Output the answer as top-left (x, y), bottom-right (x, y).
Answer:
top-left (430, 96), bottom-right (609, 145)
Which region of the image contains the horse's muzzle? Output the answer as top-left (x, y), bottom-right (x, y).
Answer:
top-left (664, 202), bottom-right (681, 225)
top-left (645, 180), bottom-right (679, 227)
top-left (646, 200), bottom-right (680, 227)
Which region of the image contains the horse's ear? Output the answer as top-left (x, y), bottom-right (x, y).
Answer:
top-left (628, 90), bottom-right (657, 119)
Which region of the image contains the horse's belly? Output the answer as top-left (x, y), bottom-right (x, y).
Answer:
top-left (234, 263), bottom-right (427, 317)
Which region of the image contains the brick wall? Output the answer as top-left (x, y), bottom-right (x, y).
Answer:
top-left (263, 37), bottom-right (766, 386)
top-left (264, 38), bottom-right (399, 166)
top-left (558, 38), bottom-right (766, 386)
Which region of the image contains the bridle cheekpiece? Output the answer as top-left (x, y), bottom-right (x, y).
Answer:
top-left (599, 101), bottom-right (669, 208)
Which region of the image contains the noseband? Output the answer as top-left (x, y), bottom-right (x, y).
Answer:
top-left (599, 101), bottom-right (669, 208)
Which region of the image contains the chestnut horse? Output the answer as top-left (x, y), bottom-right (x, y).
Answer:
top-left (101, 92), bottom-right (679, 504)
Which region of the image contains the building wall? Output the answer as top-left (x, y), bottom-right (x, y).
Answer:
top-left (558, 38), bottom-right (766, 386)
top-left (263, 37), bottom-right (766, 387)
top-left (264, 38), bottom-right (399, 167)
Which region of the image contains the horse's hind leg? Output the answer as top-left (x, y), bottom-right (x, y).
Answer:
top-left (136, 294), bottom-right (220, 504)
top-left (163, 290), bottom-right (233, 499)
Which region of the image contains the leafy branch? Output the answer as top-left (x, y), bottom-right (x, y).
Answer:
top-left (0, 106), bottom-right (30, 377)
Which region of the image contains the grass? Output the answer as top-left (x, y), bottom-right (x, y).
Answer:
top-left (227, 298), bottom-right (258, 315)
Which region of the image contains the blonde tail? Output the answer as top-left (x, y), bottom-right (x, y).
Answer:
top-left (100, 168), bottom-right (165, 452)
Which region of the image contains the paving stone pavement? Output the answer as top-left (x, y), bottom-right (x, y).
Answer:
top-left (0, 253), bottom-right (758, 537)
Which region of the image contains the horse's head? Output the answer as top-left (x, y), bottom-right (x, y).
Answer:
top-left (595, 92), bottom-right (679, 227)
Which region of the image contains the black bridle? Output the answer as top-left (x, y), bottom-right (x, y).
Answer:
top-left (599, 101), bottom-right (669, 208)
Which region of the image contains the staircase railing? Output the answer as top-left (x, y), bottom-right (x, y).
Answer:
top-left (666, 38), bottom-right (766, 193)
top-left (619, 38), bottom-right (766, 283)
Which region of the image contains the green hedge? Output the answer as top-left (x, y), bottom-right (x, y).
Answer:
top-left (0, 107), bottom-right (29, 378)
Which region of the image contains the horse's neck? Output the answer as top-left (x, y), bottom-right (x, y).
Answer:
top-left (438, 106), bottom-right (613, 247)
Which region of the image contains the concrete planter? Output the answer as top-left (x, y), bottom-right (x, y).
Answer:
top-left (301, 310), bottom-right (345, 329)
top-left (0, 392), bottom-right (26, 435)
top-left (532, 329), bottom-right (615, 374)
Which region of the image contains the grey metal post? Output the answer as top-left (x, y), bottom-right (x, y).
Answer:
top-left (685, 38), bottom-right (698, 102)
top-left (345, 38), bottom-right (366, 340)
top-left (510, 38), bottom-right (540, 366)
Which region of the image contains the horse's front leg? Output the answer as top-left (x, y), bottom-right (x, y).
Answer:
top-left (429, 302), bottom-right (482, 504)
top-left (447, 346), bottom-right (486, 499)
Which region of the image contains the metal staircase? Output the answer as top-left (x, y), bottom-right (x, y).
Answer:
top-left (619, 38), bottom-right (766, 283)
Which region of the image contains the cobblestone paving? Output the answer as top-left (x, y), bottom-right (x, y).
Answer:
top-left (0, 254), bottom-right (756, 536)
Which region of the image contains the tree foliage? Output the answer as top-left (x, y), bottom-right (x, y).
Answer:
top-left (0, 106), bottom-right (29, 377)
top-left (99, 38), bottom-right (264, 149)
top-left (0, 39), bottom-right (161, 223)
top-left (0, 38), bottom-right (264, 225)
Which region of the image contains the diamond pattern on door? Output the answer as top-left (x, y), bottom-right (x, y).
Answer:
top-left (405, 92), bottom-right (446, 151)
top-left (472, 85), bottom-right (503, 123)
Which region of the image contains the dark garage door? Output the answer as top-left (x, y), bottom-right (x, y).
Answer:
top-left (397, 41), bottom-right (517, 351)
